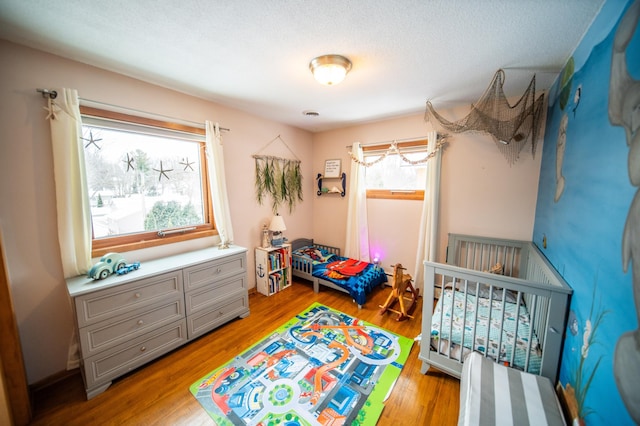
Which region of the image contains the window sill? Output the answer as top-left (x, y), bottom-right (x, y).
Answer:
top-left (366, 189), bottom-right (424, 200)
top-left (91, 229), bottom-right (217, 258)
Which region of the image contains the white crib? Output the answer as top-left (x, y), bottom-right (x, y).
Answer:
top-left (419, 234), bottom-right (572, 383)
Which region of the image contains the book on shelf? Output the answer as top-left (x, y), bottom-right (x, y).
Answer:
top-left (268, 247), bottom-right (289, 271)
top-left (269, 272), bottom-right (282, 294)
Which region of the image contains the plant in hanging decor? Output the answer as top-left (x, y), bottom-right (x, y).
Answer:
top-left (254, 156), bottom-right (303, 213)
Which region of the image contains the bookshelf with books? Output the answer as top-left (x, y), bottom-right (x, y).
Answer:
top-left (255, 244), bottom-right (292, 296)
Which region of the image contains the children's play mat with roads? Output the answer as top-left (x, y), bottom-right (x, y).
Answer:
top-left (190, 303), bottom-right (413, 425)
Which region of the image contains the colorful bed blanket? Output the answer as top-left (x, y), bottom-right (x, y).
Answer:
top-left (313, 256), bottom-right (387, 306)
top-left (324, 258), bottom-right (369, 277)
top-left (431, 288), bottom-right (542, 374)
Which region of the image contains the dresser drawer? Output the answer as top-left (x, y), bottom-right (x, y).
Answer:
top-left (83, 320), bottom-right (187, 389)
top-left (185, 274), bottom-right (247, 315)
top-left (78, 297), bottom-right (185, 357)
top-left (183, 253), bottom-right (246, 291)
top-left (187, 293), bottom-right (249, 339)
top-left (75, 271), bottom-right (183, 327)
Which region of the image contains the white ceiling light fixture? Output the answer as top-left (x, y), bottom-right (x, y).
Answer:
top-left (309, 54), bottom-right (352, 86)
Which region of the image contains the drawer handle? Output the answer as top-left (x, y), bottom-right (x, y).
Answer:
top-left (140, 346), bottom-right (146, 352)
top-left (134, 293), bottom-right (141, 298)
top-left (216, 268), bottom-right (222, 274)
top-left (218, 310), bottom-right (224, 317)
top-left (137, 320), bottom-right (144, 326)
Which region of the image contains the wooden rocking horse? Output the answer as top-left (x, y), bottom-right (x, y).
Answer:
top-left (379, 263), bottom-right (420, 321)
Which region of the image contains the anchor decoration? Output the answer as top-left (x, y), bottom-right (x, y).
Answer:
top-left (256, 264), bottom-right (265, 279)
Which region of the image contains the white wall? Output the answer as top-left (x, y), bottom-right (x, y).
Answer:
top-left (312, 110), bottom-right (543, 276)
top-left (0, 40), bottom-right (315, 384)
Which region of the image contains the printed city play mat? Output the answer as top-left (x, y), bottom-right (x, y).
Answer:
top-left (190, 302), bottom-right (413, 425)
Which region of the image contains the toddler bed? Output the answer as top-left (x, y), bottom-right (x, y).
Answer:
top-left (290, 238), bottom-right (387, 307)
top-left (419, 234), bottom-right (572, 383)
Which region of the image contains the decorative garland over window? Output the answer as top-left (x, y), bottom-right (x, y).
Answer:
top-left (347, 137), bottom-right (447, 167)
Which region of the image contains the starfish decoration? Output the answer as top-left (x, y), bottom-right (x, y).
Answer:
top-left (43, 100), bottom-right (60, 120)
top-left (153, 161), bottom-right (173, 181)
top-left (123, 153), bottom-right (135, 172)
top-left (81, 131), bottom-right (102, 150)
top-left (179, 157), bottom-right (195, 171)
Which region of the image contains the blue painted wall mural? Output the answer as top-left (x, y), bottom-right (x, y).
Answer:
top-left (533, 1), bottom-right (639, 424)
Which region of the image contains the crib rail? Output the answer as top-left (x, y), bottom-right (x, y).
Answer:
top-left (447, 234), bottom-right (529, 278)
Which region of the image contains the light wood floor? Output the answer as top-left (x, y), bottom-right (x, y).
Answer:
top-left (30, 279), bottom-right (460, 425)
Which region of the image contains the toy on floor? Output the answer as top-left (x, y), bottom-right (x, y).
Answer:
top-left (379, 263), bottom-right (420, 321)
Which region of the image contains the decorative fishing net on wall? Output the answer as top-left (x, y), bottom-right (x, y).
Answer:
top-left (425, 69), bottom-right (546, 165)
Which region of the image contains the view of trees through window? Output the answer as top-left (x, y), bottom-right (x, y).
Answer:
top-left (364, 151), bottom-right (427, 190)
top-left (82, 125), bottom-right (206, 239)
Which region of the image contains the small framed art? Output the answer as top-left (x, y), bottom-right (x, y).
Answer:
top-left (324, 159), bottom-right (341, 178)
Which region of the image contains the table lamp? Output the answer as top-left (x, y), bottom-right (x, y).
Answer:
top-left (269, 214), bottom-right (286, 247)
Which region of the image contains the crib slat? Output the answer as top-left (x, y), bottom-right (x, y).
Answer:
top-left (483, 284), bottom-right (494, 359)
top-left (438, 274), bottom-right (447, 357)
top-left (459, 279), bottom-right (469, 361)
top-left (495, 285), bottom-right (506, 366)
top-left (470, 284), bottom-right (480, 359)
top-left (524, 295), bottom-right (538, 372)
top-left (508, 246), bottom-right (517, 277)
top-left (509, 291), bottom-right (523, 368)
top-left (446, 277), bottom-right (456, 361)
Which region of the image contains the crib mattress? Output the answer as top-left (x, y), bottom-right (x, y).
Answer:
top-left (431, 288), bottom-right (542, 374)
top-left (459, 352), bottom-right (566, 426)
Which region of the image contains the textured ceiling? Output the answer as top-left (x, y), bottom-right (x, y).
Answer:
top-left (0, 0), bottom-right (605, 132)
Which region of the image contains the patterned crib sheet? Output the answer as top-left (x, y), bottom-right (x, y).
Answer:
top-left (431, 288), bottom-right (542, 374)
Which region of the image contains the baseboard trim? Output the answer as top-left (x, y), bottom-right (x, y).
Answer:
top-left (29, 368), bottom-right (80, 394)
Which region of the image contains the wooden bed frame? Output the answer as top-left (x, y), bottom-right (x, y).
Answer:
top-left (419, 234), bottom-right (573, 383)
top-left (289, 238), bottom-right (368, 307)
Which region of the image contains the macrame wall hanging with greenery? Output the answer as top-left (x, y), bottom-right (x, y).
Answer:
top-left (253, 135), bottom-right (303, 213)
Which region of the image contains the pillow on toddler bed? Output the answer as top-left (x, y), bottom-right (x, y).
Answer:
top-left (293, 246), bottom-right (336, 264)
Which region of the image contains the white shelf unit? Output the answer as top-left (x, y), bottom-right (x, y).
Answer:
top-left (255, 244), bottom-right (292, 296)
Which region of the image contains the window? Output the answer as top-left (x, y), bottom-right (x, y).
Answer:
top-left (363, 139), bottom-right (428, 200)
top-left (80, 106), bottom-right (215, 256)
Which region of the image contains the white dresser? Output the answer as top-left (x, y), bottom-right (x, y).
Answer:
top-left (66, 246), bottom-right (249, 399)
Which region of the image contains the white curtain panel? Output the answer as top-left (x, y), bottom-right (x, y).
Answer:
top-left (413, 130), bottom-right (442, 293)
top-left (49, 88), bottom-right (92, 370)
top-left (205, 121), bottom-right (234, 246)
top-left (345, 142), bottom-right (370, 262)
top-left (50, 88), bottom-right (92, 278)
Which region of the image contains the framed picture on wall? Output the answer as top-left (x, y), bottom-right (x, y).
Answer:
top-left (324, 159), bottom-right (341, 178)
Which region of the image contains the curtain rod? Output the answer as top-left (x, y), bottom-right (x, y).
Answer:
top-left (345, 135), bottom-right (432, 149)
top-left (35, 89), bottom-right (230, 132)
top-left (79, 98), bottom-right (231, 132)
